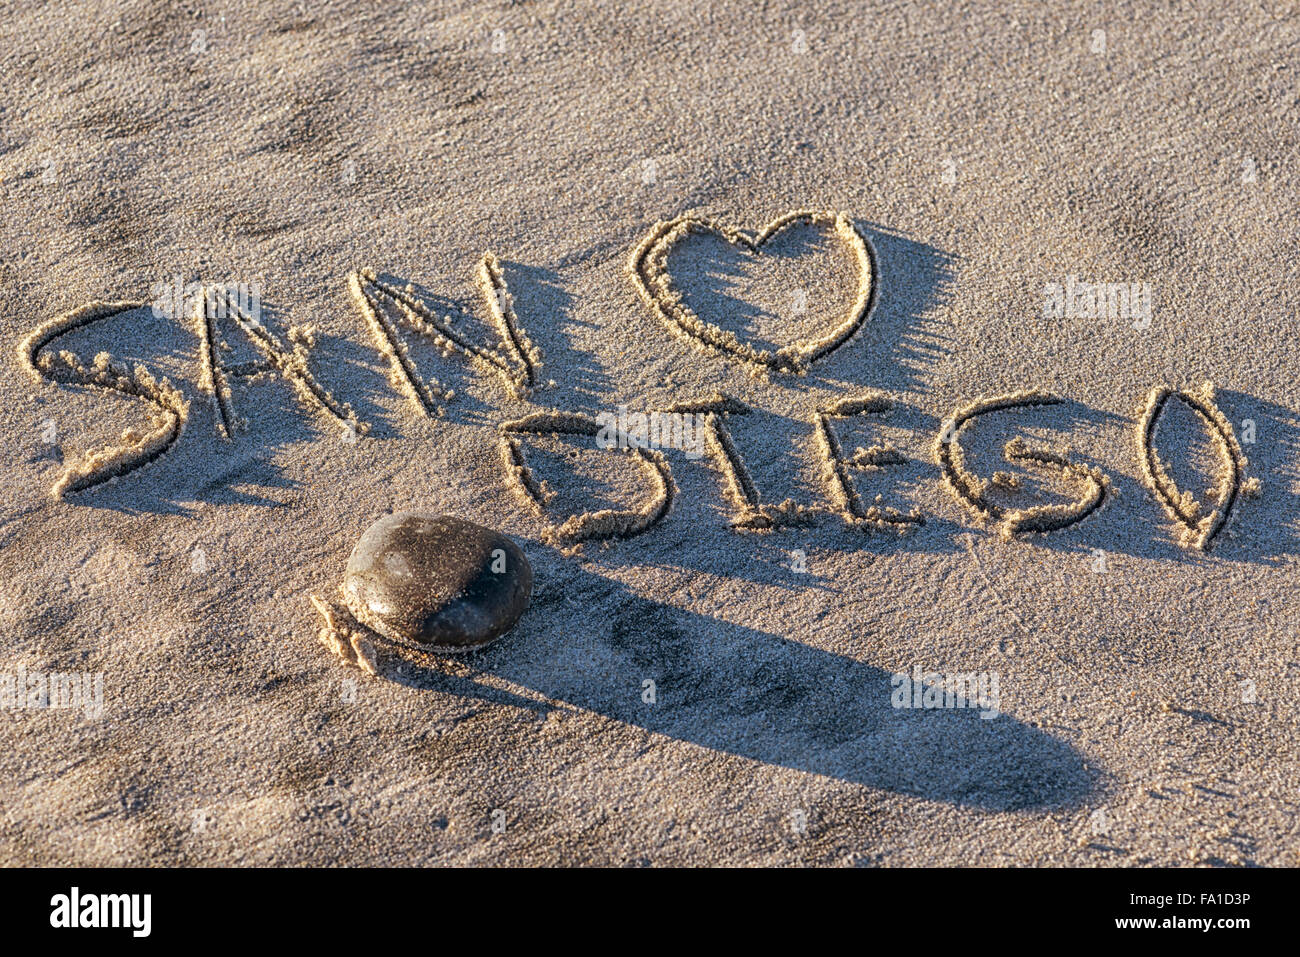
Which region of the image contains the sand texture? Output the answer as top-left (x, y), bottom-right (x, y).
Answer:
top-left (1, 0), bottom-right (1298, 866)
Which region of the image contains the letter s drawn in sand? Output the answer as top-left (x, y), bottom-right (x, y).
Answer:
top-left (17, 301), bottom-right (189, 498)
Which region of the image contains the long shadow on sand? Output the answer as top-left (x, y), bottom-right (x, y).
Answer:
top-left (385, 557), bottom-right (1095, 813)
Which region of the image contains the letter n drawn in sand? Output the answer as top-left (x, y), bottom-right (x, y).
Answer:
top-left (348, 254), bottom-right (543, 418)
top-left (17, 301), bottom-right (188, 498)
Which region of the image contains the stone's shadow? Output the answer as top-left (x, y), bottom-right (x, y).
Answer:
top-left (395, 559), bottom-right (1095, 812)
top-left (384, 661), bottom-right (554, 717)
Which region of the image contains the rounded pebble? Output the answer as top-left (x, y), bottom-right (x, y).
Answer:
top-left (343, 512), bottom-right (532, 650)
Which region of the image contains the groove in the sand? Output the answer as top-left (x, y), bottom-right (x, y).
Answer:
top-left (194, 289), bottom-right (248, 438)
top-left (661, 394), bottom-right (818, 531)
top-left (627, 210), bottom-right (875, 375)
top-left (349, 270), bottom-right (454, 417)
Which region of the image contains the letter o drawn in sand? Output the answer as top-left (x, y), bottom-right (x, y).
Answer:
top-left (936, 391), bottom-right (1109, 541)
top-left (627, 210), bottom-right (875, 374)
top-left (1136, 382), bottom-right (1259, 551)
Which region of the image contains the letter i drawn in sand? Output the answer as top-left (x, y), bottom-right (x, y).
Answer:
top-left (348, 253), bottom-right (546, 418)
top-left (659, 393), bottom-right (818, 531)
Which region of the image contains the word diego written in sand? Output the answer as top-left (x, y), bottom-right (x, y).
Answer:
top-left (16, 209), bottom-right (1258, 552)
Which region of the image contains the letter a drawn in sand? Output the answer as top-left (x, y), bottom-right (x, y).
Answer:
top-left (194, 285), bottom-right (366, 439)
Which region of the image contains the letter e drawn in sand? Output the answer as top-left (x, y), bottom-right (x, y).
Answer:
top-left (627, 210), bottom-right (876, 375)
top-left (936, 390), bottom-right (1109, 541)
top-left (659, 393), bottom-right (818, 532)
top-left (194, 285), bottom-right (366, 440)
top-left (498, 410), bottom-right (675, 551)
top-left (812, 393), bottom-right (924, 530)
top-left (17, 301), bottom-right (189, 498)
top-left (349, 253), bottom-right (544, 418)
top-left (1136, 382), bottom-right (1259, 551)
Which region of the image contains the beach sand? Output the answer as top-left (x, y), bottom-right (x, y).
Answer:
top-left (1, 0), bottom-right (1298, 865)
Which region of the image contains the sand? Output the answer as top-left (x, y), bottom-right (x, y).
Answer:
top-left (1, 0), bottom-right (1298, 866)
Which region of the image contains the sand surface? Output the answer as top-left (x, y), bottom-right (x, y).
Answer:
top-left (1, 0), bottom-right (1298, 865)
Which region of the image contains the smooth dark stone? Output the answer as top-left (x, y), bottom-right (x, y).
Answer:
top-left (343, 512), bottom-right (532, 650)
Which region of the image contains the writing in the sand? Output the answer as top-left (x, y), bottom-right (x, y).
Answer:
top-left (18, 211), bottom-right (1258, 554)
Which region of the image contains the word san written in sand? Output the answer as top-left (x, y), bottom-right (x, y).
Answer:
top-left (16, 210), bottom-right (1259, 552)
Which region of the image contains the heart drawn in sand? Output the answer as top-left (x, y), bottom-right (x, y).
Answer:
top-left (627, 209), bottom-right (877, 374)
